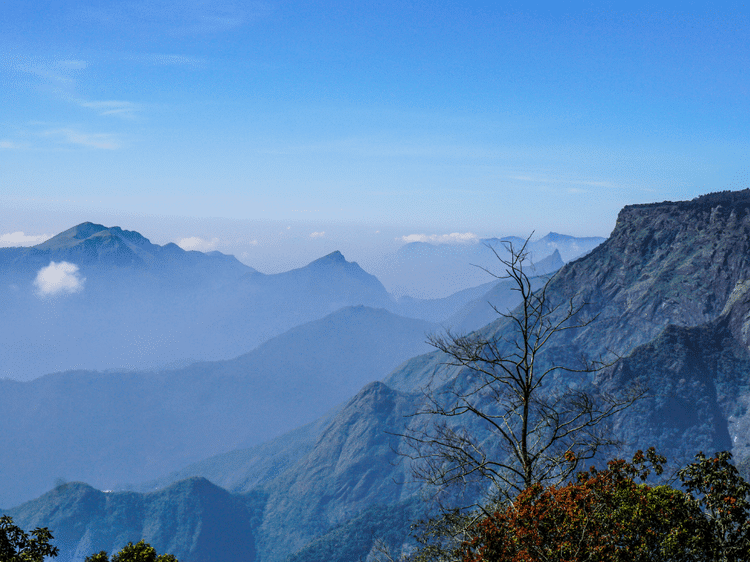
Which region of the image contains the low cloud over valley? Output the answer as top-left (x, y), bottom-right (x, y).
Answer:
top-left (34, 261), bottom-right (85, 297)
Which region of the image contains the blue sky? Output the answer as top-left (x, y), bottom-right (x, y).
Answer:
top-left (1, 1), bottom-right (748, 274)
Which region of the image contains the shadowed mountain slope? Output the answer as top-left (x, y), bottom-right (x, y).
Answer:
top-left (598, 276), bottom-right (750, 468)
top-left (0, 306), bottom-right (435, 508)
top-left (256, 382), bottom-right (420, 561)
top-left (245, 190), bottom-right (750, 561)
top-left (5, 479), bottom-right (264, 562)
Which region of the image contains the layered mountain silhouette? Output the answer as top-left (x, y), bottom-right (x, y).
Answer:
top-left (0, 305), bottom-right (435, 508)
top-left (0, 223), bottom-right (572, 380)
top-left (128, 189), bottom-right (750, 562)
top-left (0, 223), bottom-right (401, 379)
top-left (241, 190), bottom-right (750, 561)
top-left (10, 192), bottom-right (750, 562)
top-left (381, 232), bottom-right (602, 298)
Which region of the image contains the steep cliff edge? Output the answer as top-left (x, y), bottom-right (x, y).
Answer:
top-left (531, 189), bottom-right (750, 359)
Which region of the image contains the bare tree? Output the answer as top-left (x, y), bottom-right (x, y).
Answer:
top-left (401, 237), bottom-right (644, 507)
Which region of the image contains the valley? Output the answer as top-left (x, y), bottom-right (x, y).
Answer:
top-left (4, 190), bottom-right (750, 561)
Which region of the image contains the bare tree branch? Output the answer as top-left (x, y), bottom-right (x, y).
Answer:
top-left (398, 236), bottom-right (644, 508)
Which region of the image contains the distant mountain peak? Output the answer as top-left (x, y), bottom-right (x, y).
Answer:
top-left (70, 222), bottom-right (109, 240)
top-left (308, 250), bottom-right (350, 267)
top-left (34, 222), bottom-right (152, 251)
top-left (322, 250), bottom-right (345, 261)
top-left (542, 232), bottom-right (572, 242)
top-left (7, 222), bottom-right (254, 280)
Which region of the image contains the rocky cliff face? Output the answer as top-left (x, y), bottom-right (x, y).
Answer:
top-left (598, 263), bottom-right (750, 470)
top-left (525, 190), bottom-right (750, 360)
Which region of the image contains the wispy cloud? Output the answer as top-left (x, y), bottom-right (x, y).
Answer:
top-left (177, 236), bottom-right (220, 251)
top-left (78, 100), bottom-right (141, 118)
top-left (57, 59), bottom-right (88, 71)
top-left (77, 1), bottom-right (269, 37)
top-left (309, 232), bottom-right (325, 238)
top-left (400, 232), bottom-right (479, 245)
top-left (34, 261), bottom-right (85, 297)
top-left (8, 56), bottom-right (141, 119)
top-left (42, 128), bottom-right (120, 150)
top-left (150, 54), bottom-right (206, 67)
top-left (13, 57), bottom-right (88, 93)
top-left (0, 232), bottom-right (51, 247)
top-left (0, 140), bottom-right (26, 149)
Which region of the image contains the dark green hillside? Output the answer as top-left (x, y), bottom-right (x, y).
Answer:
top-left (5, 478), bottom-right (264, 562)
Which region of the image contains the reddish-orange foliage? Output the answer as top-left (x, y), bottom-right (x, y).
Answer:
top-left (461, 451), bottom-right (703, 562)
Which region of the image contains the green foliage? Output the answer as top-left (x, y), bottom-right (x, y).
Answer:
top-left (678, 451), bottom-right (750, 562)
top-left (84, 540), bottom-right (178, 562)
top-left (0, 515), bottom-right (59, 562)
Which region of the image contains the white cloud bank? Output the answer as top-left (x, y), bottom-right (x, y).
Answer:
top-left (309, 231), bottom-right (325, 238)
top-left (34, 261), bottom-right (85, 297)
top-left (0, 232), bottom-right (51, 247)
top-left (177, 236), bottom-right (220, 251)
top-left (400, 232), bottom-right (479, 244)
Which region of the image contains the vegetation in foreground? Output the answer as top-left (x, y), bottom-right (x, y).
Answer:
top-left (449, 450), bottom-right (750, 562)
top-left (0, 517), bottom-right (177, 562)
top-left (85, 540), bottom-right (178, 562)
top-left (0, 515), bottom-right (58, 562)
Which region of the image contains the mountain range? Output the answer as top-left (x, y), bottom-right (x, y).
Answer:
top-left (237, 189), bottom-right (750, 561)
top-left (0, 224), bottom-right (385, 379)
top-left (0, 223), bottom-right (579, 380)
top-left (380, 232), bottom-right (603, 298)
top-left (0, 305), bottom-right (435, 508)
top-left (18, 203), bottom-right (737, 561)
